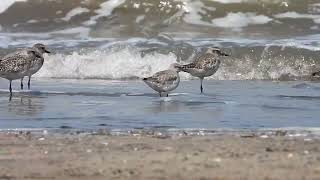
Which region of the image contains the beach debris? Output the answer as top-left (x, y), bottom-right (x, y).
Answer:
top-left (44, 151), bottom-right (48, 154)
top-left (38, 137), bottom-right (45, 141)
top-left (86, 149), bottom-right (92, 153)
top-left (213, 158), bottom-right (222, 163)
top-left (265, 147), bottom-right (274, 152)
top-left (287, 153), bottom-right (294, 158)
top-left (240, 133), bottom-right (256, 138)
top-left (304, 150), bottom-right (309, 155)
top-left (101, 142), bottom-right (109, 146)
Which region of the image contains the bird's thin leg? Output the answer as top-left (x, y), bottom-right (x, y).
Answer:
top-left (159, 92), bottom-right (162, 97)
top-left (9, 80), bottom-right (12, 96)
top-left (28, 76), bottom-right (31, 90)
top-left (200, 78), bottom-right (204, 93)
top-left (166, 93), bottom-right (168, 97)
top-left (20, 77), bottom-right (24, 90)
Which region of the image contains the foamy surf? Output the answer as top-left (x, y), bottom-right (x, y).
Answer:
top-left (36, 47), bottom-right (179, 80)
top-left (28, 44), bottom-right (318, 81)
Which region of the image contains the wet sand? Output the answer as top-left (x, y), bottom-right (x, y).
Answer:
top-left (0, 131), bottom-right (319, 180)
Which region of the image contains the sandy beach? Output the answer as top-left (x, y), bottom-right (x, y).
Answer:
top-left (0, 131), bottom-right (319, 180)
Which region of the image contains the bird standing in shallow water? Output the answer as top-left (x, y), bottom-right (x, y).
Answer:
top-left (178, 47), bottom-right (229, 93)
top-left (0, 47), bottom-right (42, 97)
top-left (143, 63), bottom-right (181, 97)
top-left (20, 43), bottom-right (51, 90)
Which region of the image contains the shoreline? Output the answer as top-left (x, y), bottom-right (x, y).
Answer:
top-left (0, 131), bottom-right (319, 180)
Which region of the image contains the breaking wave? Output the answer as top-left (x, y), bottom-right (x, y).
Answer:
top-left (0, 0), bottom-right (319, 81)
top-left (34, 43), bottom-right (319, 81)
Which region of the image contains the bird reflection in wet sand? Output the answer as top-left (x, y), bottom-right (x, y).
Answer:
top-left (147, 100), bottom-right (187, 113)
top-left (7, 95), bottom-right (45, 116)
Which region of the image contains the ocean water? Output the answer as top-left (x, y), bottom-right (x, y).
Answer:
top-left (0, 79), bottom-right (320, 131)
top-left (0, 0), bottom-right (319, 132)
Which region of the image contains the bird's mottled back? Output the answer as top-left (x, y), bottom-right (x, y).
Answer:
top-left (143, 68), bottom-right (180, 95)
top-left (193, 53), bottom-right (220, 69)
top-left (145, 70), bottom-right (178, 85)
top-left (0, 48), bottom-right (41, 80)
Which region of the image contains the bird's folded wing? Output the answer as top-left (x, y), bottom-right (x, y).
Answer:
top-left (0, 51), bottom-right (28, 72)
top-left (149, 70), bottom-right (177, 84)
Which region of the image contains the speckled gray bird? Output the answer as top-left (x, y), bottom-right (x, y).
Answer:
top-left (0, 47), bottom-right (42, 96)
top-left (178, 47), bottom-right (229, 93)
top-left (143, 63), bottom-right (181, 97)
top-left (20, 43), bottom-right (51, 90)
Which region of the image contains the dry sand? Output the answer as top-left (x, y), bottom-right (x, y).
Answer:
top-left (0, 131), bottom-right (319, 180)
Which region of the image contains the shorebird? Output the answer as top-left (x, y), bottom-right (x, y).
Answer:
top-left (143, 63), bottom-right (181, 97)
top-left (20, 43), bottom-right (51, 90)
top-left (0, 47), bottom-right (42, 96)
top-left (178, 47), bottom-right (229, 93)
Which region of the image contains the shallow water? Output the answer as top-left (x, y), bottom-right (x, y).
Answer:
top-left (0, 0), bottom-right (320, 132)
top-left (0, 79), bottom-right (319, 131)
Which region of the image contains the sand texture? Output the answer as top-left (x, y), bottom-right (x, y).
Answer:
top-left (0, 132), bottom-right (319, 180)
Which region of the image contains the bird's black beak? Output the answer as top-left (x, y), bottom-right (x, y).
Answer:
top-left (44, 49), bottom-right (51, 53)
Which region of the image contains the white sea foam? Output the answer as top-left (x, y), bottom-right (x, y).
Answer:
top-left (210, 0), bottom-right (289, 4)
top-left (61, 7), bottom-right (90, 21)
top-left (212, 12), bottom-right (272, 28)
top-left (274, 12), bottom-right (320, 24)
top-left (31, 44), bottom-right (315, 81)
top-left (0, 0), bottom-right (26, 14)
top-left (83, 0), bottom-right (126, 26)
top-left (210, 0), bottom-right (243, 3)
top-left (182, 2), bottom-right (272, 29)
top-left (182, 0), bottom-right (216, 27)
top-left (35, 48), bottom-right (181, 80)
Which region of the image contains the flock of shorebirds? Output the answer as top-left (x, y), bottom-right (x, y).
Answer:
top-left (0, 44), bottom-right (229, 98)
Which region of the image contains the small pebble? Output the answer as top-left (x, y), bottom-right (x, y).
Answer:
top-left (101, 142), bottom-right (109, 146)
top-left (86, 149), bottom-right (92, 153)
top-left (287, 153), bottom-right (293, 158)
